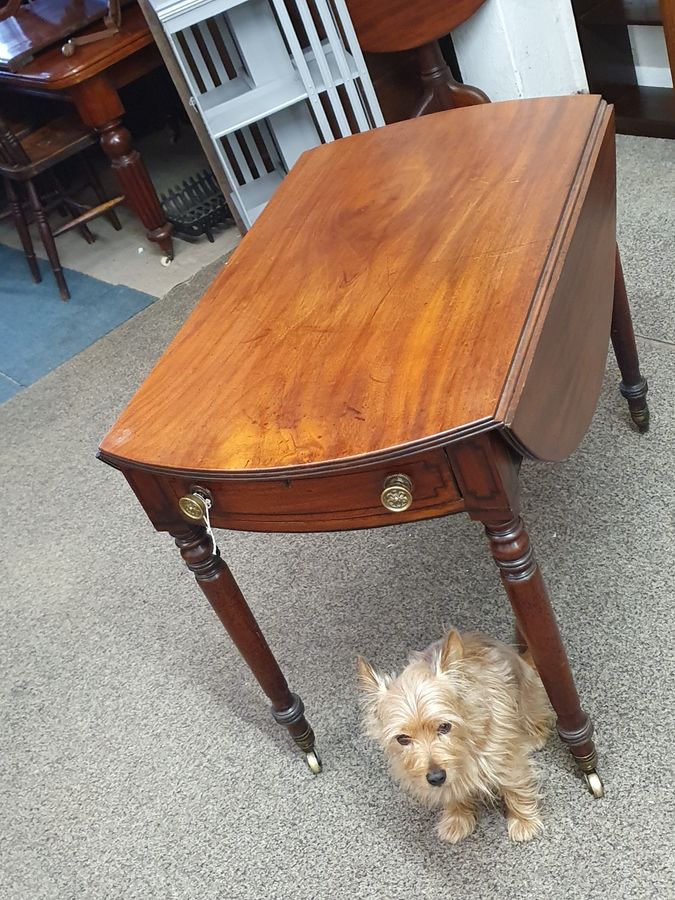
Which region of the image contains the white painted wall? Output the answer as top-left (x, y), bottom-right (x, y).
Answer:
top-left (452, 0), bottom-right (588, 101)
top-left (628, 25), bottom-right (673, 88)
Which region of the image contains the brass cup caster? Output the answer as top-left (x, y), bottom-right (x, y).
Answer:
top-left (306, 749), bottom-right (322, 774)
top-left (619, 378), bottom-right (649, 433)
top-left (585, 770), bottom-right (604, 799)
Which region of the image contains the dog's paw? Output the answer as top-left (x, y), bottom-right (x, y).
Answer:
top-left (437, 809), bottom-right (477, 844)
top-left (506, 814), bottom-right (543, 842)
top-left (528, 718), bottom-right (554, 752)
top-left (527, 732), bottom-right (549, 752)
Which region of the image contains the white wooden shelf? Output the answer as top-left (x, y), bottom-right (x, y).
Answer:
top-left (200, 44), bottom-right (361, 138)
top-left (154, 0), bottom-right (249, 33)
top-left (143, 0), bottom-right (384, 229)
top-left (202, 74), bottom-right (307, 137)
top-left (239, 170), bottom-right (286, 223)
top-left (302, 41), bottom-right (360, 87)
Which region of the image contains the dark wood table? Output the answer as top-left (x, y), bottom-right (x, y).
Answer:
top-left (347, 0), bottom-right (489, 115)
top-left (0, 2), bottom-right (173, 259)
top-left (99, 96), bottom-right (649, 800)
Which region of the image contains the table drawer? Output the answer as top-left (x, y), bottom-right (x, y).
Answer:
top-left (158, 448), bottom-right (464, 532)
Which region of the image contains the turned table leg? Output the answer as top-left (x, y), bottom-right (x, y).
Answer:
top-left (170, 522), bottom-right (320, 772)
top-left (611, 246), bottom-right (649, 432)
top-left (70, 77), bottom-right (174, 260)
top-left (513, 622), bottom-right (527, 654)
top-left (412, 40), bottom-right (489, 117)
top-left (98, 119), bottom-right (174, 259)
top-left (484, 516), bottom-right (604, 798)
top-left (449, 434), bottom-right (603, 797)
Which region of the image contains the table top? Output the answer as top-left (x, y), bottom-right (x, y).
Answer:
top-left (0, 0), bottom-right (108, 71)
top-left (100, 95), bottom-right (611, 479)
top-left (345, 0), bottom-right (487, 53)
top-left (0, 3), bottom-right (151, 89)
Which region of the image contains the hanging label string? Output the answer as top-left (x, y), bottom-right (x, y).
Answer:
top-left (200, 495), bottom-right (218, 554)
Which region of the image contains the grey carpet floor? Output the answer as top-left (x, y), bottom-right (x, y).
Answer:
top-left (1, 134), bottom-right (674, 900)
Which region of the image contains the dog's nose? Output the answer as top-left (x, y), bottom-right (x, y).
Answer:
top-left (426, 768), bottom-right (447, 786)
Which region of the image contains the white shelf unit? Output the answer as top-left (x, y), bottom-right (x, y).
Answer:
top-left (143, 0), bottom-right (384, 229)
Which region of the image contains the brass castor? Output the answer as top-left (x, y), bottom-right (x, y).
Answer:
top-left (585, 770), bottom-right (604, 799)
top-left (619, 379), bottom-right (649, 433)
top-left (306, 749), bottom-right (322, 774)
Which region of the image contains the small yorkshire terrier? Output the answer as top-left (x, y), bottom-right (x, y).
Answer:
top-left (357, 629), bottom-right (554, 843)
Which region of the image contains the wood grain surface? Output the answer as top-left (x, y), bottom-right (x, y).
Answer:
top-left (123, 447), bottom-right (464, 532)
top-left (0, 0), bottom-right (110, 70)
top-left (0, 3), bottom-right (152, 89)
top-left (99, 95), bottom-right (613, 478)
top-left (345, 0), bottom-right (487, 52)
top-left (504, 114), bottom-right (616, 460)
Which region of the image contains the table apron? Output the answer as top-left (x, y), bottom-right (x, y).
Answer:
top-left (120, 447), bottom-right (466, 533)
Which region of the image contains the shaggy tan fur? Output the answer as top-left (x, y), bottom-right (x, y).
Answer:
top-left (357, 630), bottom-right (554, 843)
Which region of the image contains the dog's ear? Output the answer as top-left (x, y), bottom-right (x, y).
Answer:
top-left (437, 629), bottom-right (464, 674)
top-left (357, 656), bottom-right (391, 697)
top-left (357, 657), bottom-right (391, 735)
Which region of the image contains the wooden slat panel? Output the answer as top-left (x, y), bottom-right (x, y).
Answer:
top-left (197, 20), bottom-right (229, 86)
top-left (214, 13), bottom-right (243, 72)
top-left (269, 0), bottom-right (335, 141)
top-left (225, 131), bottom-right (254, 182)
top-left (241, 125), bottom-right (266, 175)
top-left (182, 25), bottom-right (215, 91)
top-left (314, 0), bottom-right (369, 132)
top-left (294, 0), bottom-right (350, 136)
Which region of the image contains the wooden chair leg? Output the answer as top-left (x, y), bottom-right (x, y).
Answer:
top-left (484, 515), bottom-right (604, 798)
top-left (81, 153), bottom-right (123, 232)
top-left (170, 522), bottom-right (321, 772)
top-left (5, 179), bottom-right (41, 283)
top-left (47, 171), bottom-right (96, 245)
top-left (611, 246), bottom-right (649, 432)
top-left (25, 178), bottom-right (70, 301)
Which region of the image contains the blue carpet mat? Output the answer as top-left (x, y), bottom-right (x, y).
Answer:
top-left (0, 244), bottom-right (156, 404)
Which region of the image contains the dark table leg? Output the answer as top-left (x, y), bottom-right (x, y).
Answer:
top-left (98, 118), bottom-right (174, 259)
top-left (25, 178), bottom-right (70, 300)
top-left (170, 522), bottom-right (320, 773)
top-left (484, 516), bottom-right (603, 798)
top-left (413, 40), bottom-right (489, 117)
top-left (70, 77), bottom-right (174, 260)
top-left (513, 622), bottom-right (527, 654)
top-left (449, 433), bottom-right (603, 798)
top-left (611, 246), bottom-right (649, 432)
top-left (5, 178), bottom-right (41, 283)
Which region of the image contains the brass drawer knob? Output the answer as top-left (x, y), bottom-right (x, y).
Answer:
top-left (380, 474), bottom-right (414, 512)
top-left (178, 492), bottom-right (209, 522)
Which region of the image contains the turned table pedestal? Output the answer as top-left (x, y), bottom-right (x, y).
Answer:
top-left (99, 96), bottom-right (649, 798)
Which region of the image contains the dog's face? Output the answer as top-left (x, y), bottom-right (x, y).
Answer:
top-left (357, 631), bottom-right (485, 806)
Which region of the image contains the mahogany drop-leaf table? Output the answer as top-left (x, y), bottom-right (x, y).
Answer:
top-left (99, 96), bottom-right (649, 798)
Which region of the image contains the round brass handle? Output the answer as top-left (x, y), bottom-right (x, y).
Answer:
top-left (178, 492), bottom-right (208, 522)
top-left (380, 474), bottom-right (414, 512)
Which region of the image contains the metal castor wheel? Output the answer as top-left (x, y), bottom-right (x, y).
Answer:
top-left (585, 770), bottom-right (604, 798)
top-left (161, 255), bottom-right (173, 267)
top-left (305, 749), bottom-right (322, 774)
